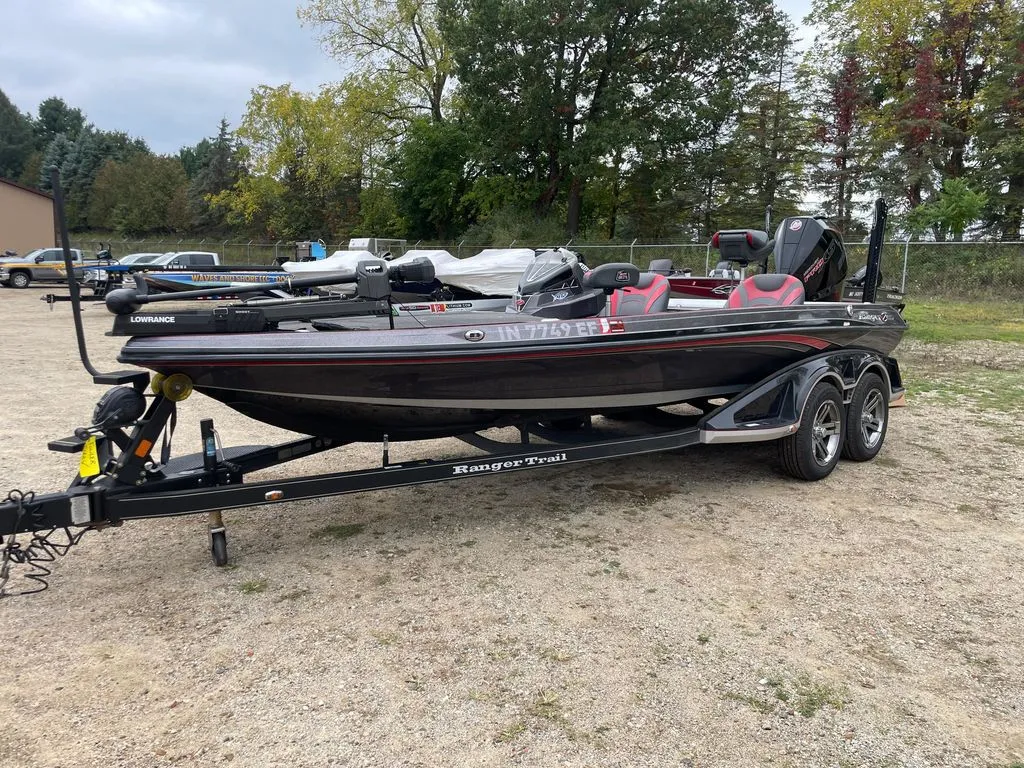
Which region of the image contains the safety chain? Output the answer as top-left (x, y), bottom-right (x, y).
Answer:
top-left (1, 490), bottom-right (90, 598)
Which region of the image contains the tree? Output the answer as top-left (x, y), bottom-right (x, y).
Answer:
top-left (179, 138), bottom-right (213, 180)
top-left (299, 0), bottom-right (452, 122)
top-left (440, 0), bottom-right (788, 236)
top-left (53, 126), bottom-right (149, 228)
top-left (214, 83), bottom-right (381, 237)
top-left (88, 154), bottom-right (190, 235)
top-left (33, 97), bottom-right (85, 151)
top-left (807, 0), bottom-right (1013, 219)
top-left (801, 48), bottom-right (873, 234)
top-left (0, 89), bottom-right (35, 180)
top-left (974, 14), bottom-right (1024, 240)
top-left (188, 119), bottom-right (243, 232)
top-left (907, 177), bottom-right (987, 240)
top-left (391, 117), bottom-right (471, 238)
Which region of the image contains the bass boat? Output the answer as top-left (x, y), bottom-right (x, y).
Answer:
top-left (111, 215), bottom-right (906, 441)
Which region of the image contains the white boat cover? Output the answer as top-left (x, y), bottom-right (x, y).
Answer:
top-left (389, 249), bottom-right (460, 269)
top-left (280, 250), bottom-right (376, 274)
top-left (432, 248), bottom-right (537, 296)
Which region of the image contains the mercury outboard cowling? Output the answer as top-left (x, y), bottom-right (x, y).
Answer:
top-left (773, 217), bottom-right (848, 302)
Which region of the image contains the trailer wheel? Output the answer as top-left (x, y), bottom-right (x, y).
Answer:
top-left (842, 372), bottom-right (888, 461)
top-left (8, 271), bottom-right (30, 289)
top-left (778, 381), bottom-right (845, 481)
top-left (211, 530), bottom-right (228, 567)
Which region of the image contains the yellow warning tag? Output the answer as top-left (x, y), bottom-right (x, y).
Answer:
top-left (79, 436), bottom-right (100, 478)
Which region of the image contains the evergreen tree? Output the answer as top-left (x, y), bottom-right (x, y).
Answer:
top-left (188, 119), bottom-right (242, 232)
top-left (0, 89), bottom-right (35, 180)
top-left (33, 97), bottom-right (85, 151)
top-left (974, 17), bottom-right (1024, 240)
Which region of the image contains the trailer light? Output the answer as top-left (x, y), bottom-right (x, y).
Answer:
top-left (264, 490), bottom-right (285, 501)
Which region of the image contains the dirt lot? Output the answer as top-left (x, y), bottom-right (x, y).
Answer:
top-left (0, 286), bottom-right (1021, 767)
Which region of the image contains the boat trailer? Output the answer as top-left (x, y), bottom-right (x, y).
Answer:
top-left (0, 347), bottom-right (902, 596)
top-left (0, 176), bottom-right (902, 596)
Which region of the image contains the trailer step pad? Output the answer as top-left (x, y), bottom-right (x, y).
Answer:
top-left (48, 434), bottom-right (89, 453)
top-left (93, 370), bottom-right (150, 387)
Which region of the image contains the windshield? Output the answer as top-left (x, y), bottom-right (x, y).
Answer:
top-left (131, 253), bottom-right (165, 264)
top-left (21, 249), bottom-right (45, 260)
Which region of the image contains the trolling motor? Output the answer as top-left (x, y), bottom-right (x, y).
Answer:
top-left (103, 257), bottom-right (436, 315)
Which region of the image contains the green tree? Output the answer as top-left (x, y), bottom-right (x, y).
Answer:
top-left (33, 97), bottom-right (85, 151)
top-left (188, 119), bottom-right (243, 232)
top-left (907, 177), bottom-right (987, 240)
top-left (179, 138), bottom-right (213, 180)
top-left (215, 83), bottom-right (379, 238)
top-left (53, 126), bottom-right (149, 228)
top-left (88, 154), bottom-right (190, 235)
top-left (0, 89), bottom-right (35, 180)
top-left (440, 0), bottom-right (787, 236)
top-left (974, 13), bottom-right (1024, 240)
top-left (299, 0), bottom-right (452, 122)
top-left (807, 0), bottom-right (1014, 218)
top-left (391, 117), bottom-right (471, 238)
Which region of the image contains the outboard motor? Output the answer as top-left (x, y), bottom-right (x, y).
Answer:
top-left (773, 217), bottom-right (848, 302)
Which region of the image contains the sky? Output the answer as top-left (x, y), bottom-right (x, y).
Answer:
top-left (1, 0), bottom-right (814, 155)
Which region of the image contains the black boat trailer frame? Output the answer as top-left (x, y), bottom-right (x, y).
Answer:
top-left (0, 349), bottom-right (902, 596)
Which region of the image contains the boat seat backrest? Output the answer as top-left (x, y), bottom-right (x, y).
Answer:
top-left (708, 261), bottom-right (743, 280)
top-left (726, 274), bottom-right (805, 308)
top-left (712, 229), bottom-right (770, 265)
top-left (608, 273), bottom-right (671, 316)
top-left (647, 258), bottom-right (674, 275)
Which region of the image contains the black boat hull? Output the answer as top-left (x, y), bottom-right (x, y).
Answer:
top-left (119, 305), bottom-right (906, 440)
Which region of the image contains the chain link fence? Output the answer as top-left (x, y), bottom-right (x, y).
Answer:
top-left (70, 235), bottom-right (1024, 300)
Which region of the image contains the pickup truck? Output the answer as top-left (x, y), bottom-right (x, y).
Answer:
top-left (0, 248), bottom-right (92, 289)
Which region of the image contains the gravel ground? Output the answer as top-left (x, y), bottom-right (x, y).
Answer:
top-left (0, 286), bottom-right (1022, 767)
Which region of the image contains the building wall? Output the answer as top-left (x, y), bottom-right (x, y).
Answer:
top-left (0, 181), bottom-right (55, 256)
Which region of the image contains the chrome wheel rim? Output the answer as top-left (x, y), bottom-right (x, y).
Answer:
top-left (811, 400), bottom-right (842, 466)
top-left (860, 389), bottom-right (886, 449)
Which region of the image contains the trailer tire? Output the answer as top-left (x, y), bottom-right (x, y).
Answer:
top-left (841, 372), bottom-right (888, 461)
top-left (777, 381), bottom-right (845, 481)
top-left (8, 271), bottom-right (30, 289)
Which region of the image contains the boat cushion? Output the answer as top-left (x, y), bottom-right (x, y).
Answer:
top-left (726, 274), bottom-right (805, 308)
top-left (608, 273), bottom-right (671, 316)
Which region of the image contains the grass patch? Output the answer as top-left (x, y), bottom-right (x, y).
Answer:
top-left (494, 720), bottom-right (528, 744)
top-left (310, 523), bottom-right (365, 540)
top-left (903, 300), bottom-right (1024, 343)
top-left (723, 691), bottom-right (775, 714)
top-left (905, 367), bottom-right (1024, 414)
top-left (792, 674), bottom-right (848, 718)
top-left (238, 579), bottom-right (268, 595)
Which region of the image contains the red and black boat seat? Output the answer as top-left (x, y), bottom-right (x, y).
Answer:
top-left (726, 274), bottom-right (805, 308)
top-left (608, 273), bottom-right (671, 316)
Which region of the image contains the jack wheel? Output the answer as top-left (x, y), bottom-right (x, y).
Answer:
top-left (778, 380), bottom-right (845, 481)
top-left (210, 529), bottom-right (228, 567)
top-left (842, 372), bottom-right (888, 461)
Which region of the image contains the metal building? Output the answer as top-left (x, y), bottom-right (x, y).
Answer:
top-left (0, 178), bottom-right (55, 256)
